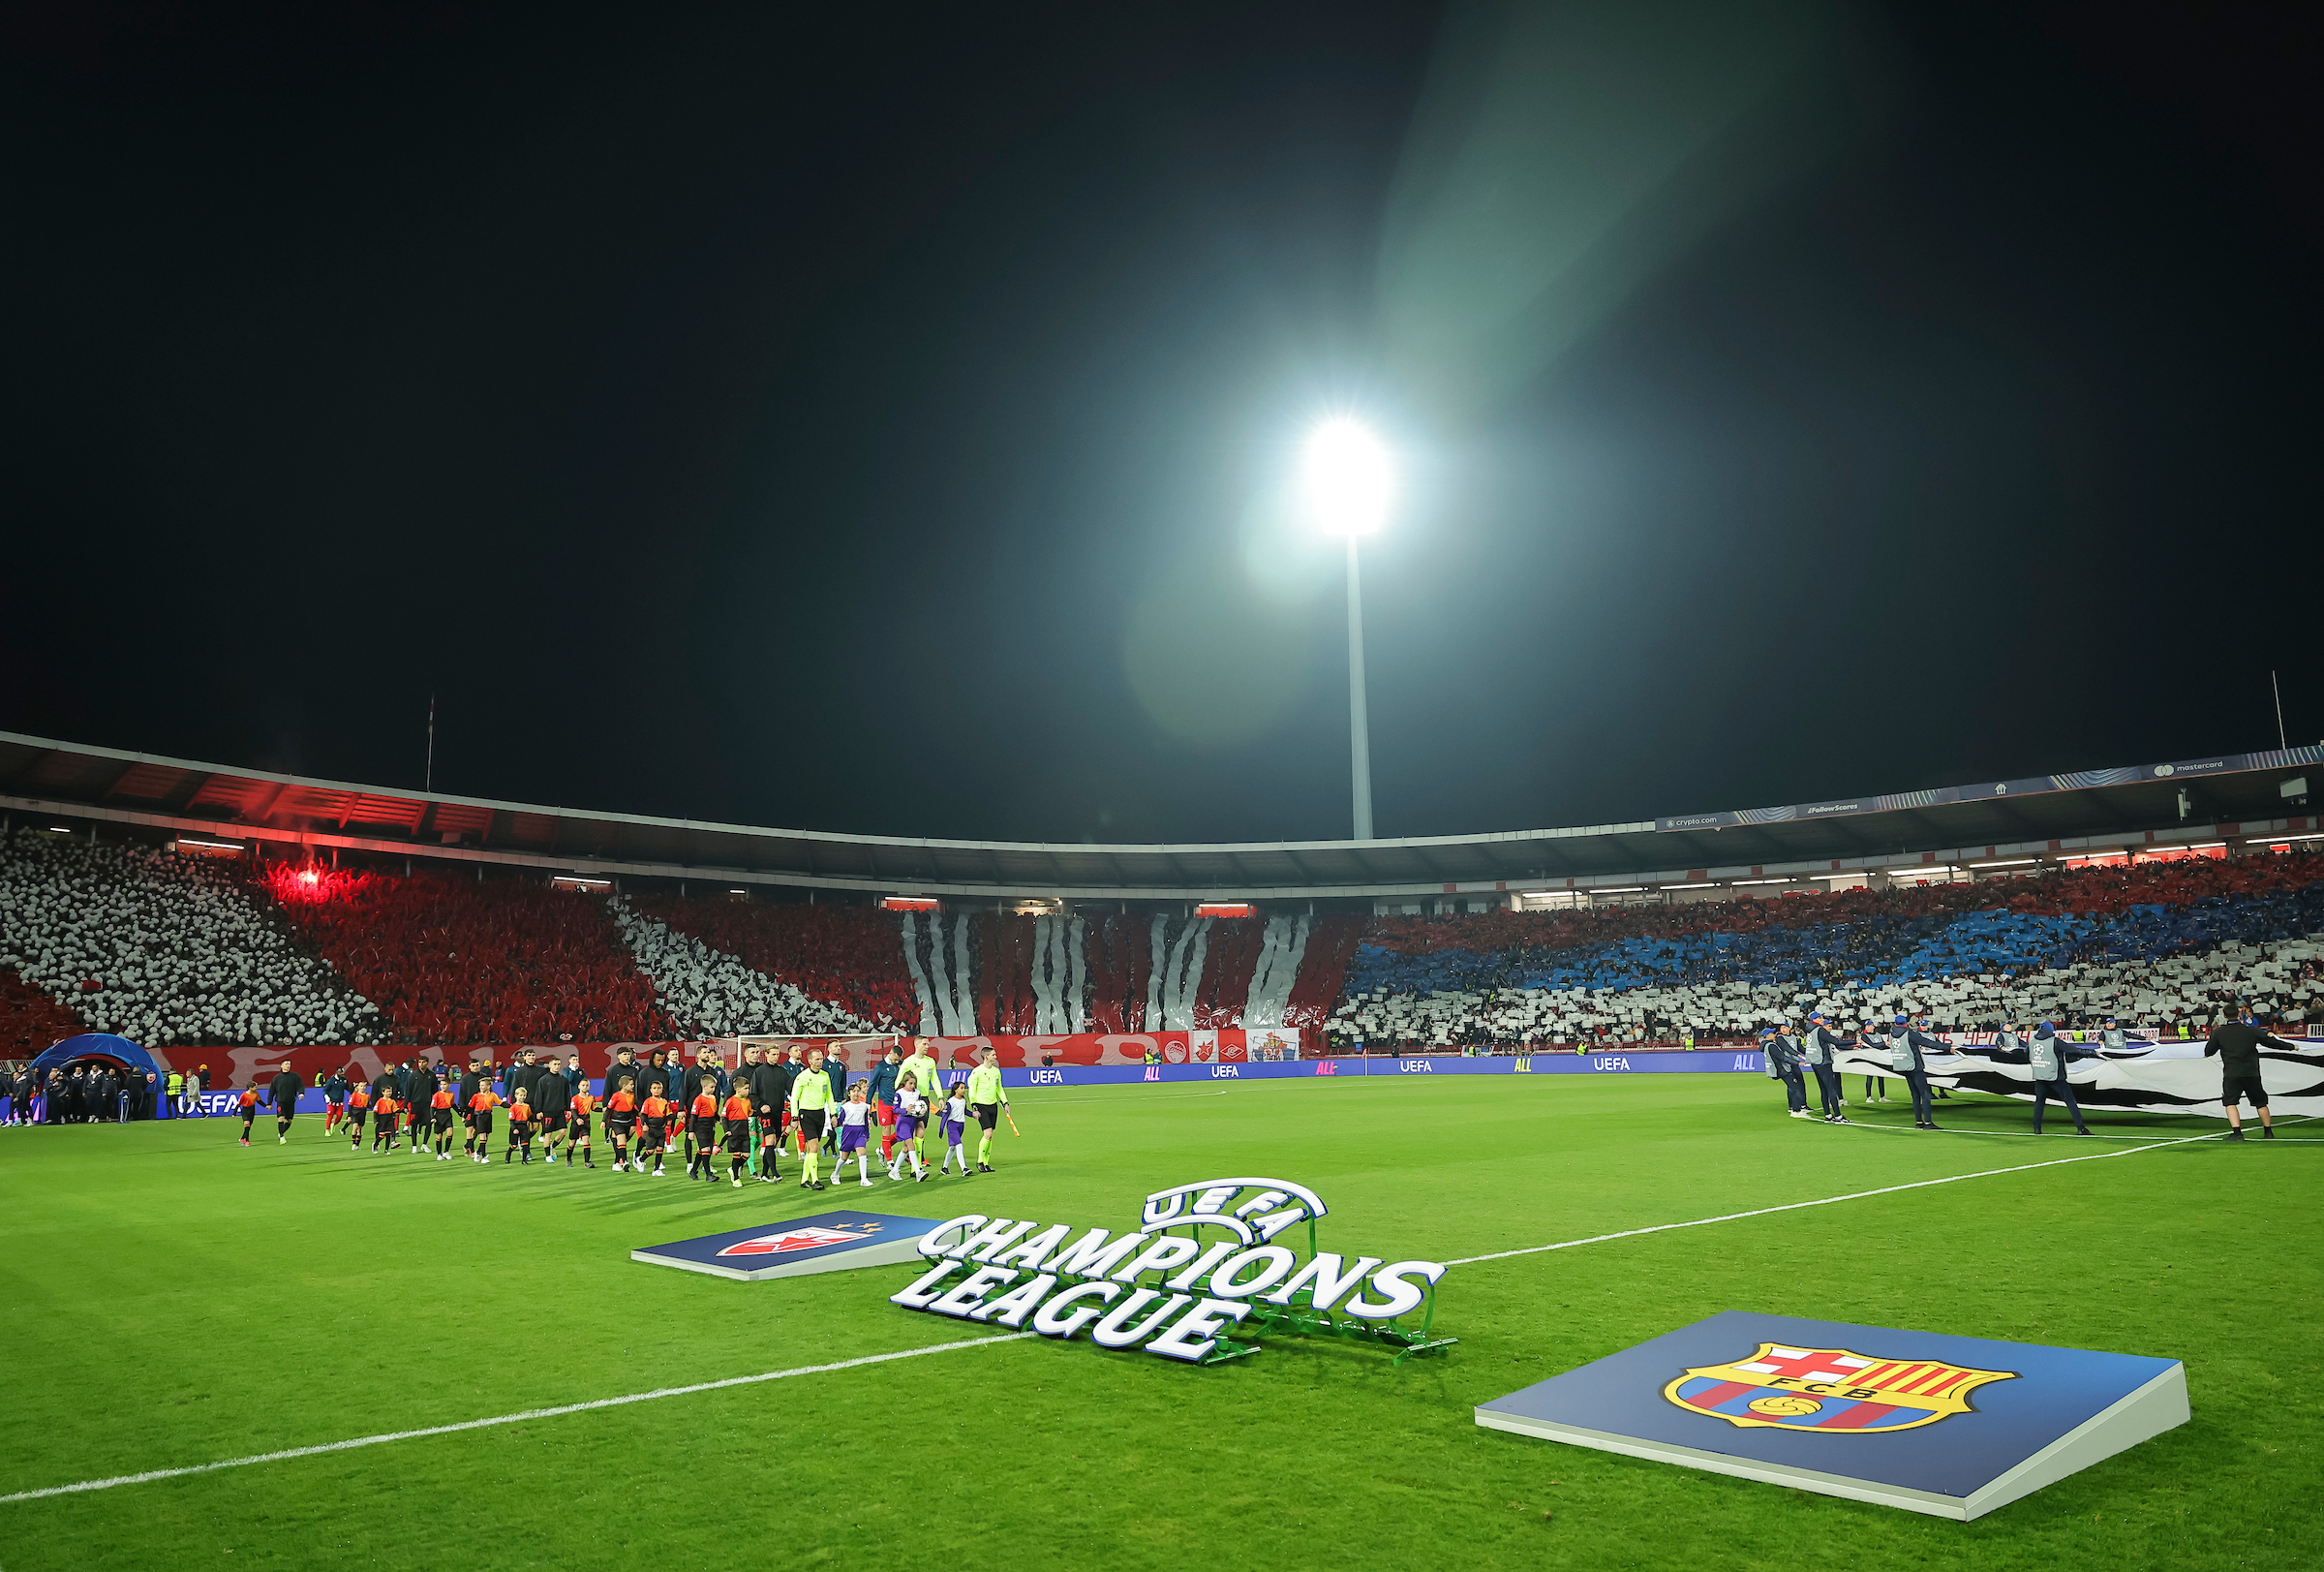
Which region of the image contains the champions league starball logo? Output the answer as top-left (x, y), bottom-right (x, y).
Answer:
top-left (889, 1177), bottom-right (1453, 1367)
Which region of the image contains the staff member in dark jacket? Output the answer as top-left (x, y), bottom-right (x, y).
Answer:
top-left (1761, 1027), bottom-right (1808, 1118)
top-left (264, 1062), bottom-right (305, 1144)
top-left (2025, 1020), bottom-right (2093, 1135)
top-left (2207, 1013), bottom-right (2297, 1141)
top-left (1800, 1013), bottom-right (1847, 1123)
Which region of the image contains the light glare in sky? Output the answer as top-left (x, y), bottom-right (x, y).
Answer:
top-left (1302, 418), bottom-right (1393, 537)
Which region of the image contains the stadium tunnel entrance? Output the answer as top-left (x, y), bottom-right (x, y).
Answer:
top-left (28, 1033), bottom-right (167, 1119)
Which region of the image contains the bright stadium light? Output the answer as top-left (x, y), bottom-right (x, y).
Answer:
top-left (1302, 418), bottom-right (1393, 537)
top-left (1302, 417), bottom-right (1394, 841)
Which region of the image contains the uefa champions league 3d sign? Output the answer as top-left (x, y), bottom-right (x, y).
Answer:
top-left (890, 1176), bottom-right (1456, 1367)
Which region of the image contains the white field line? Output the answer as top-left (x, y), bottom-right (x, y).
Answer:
top-left (0, 1332), bottom-right (1034, 1505)
top-left (1443, 1126), bottom-right (2235, 1267)
top-left (1834, 1112), bottom-right (2319, 1145)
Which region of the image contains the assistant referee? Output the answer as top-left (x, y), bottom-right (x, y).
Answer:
top-left (965, 1045), bottom-right (1009, 1174)
top-left (2206, 1011), bottom-right (2296, 1141)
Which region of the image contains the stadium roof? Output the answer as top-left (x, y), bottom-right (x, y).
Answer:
top-left (2, 729), bottom-right (2317, 903)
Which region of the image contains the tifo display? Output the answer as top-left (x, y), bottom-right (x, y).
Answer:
top-left (7, 828), bottom-right (2323, 1069)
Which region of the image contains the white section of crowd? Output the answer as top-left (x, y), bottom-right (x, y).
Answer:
top-left (0, 828), bottom-right (389, 1046)
top-left (900, 910), bottom-right (1311, 1036)
top-left (608, 896), bottom-right (895, 1036)
top-left (1333, 939), bottom-right (2324, 1047)
top-left (1241, 915), bottom-right (1312, 1029)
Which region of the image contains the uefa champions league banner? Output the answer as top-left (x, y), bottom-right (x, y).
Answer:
top-left (1830, 1038), bottom-right (2324, 1119)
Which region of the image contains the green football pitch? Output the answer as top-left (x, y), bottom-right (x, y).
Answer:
top-left (1, 1074), bottom-right (2315, 1572)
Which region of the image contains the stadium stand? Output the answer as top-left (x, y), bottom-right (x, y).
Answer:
top-left (5, 809), bottom-right (2316, 1060)
top-left (608, 896), bottom-right (892, 1036)
top-left (628, 894), bottom-right (918, 1027)
top-left (2, 965), bottom-right (83, 1055)
top-left (267, 865), bottom-right (671, 1045)
top-left (1329, 849), bottom-right (2324, 1048)
top-left (0, 827), bottom-right (389, 1046)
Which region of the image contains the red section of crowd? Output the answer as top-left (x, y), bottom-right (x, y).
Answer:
top-left (1084, 914), bottom-right (1151, 1033)
top-left (630, 895), bottom-right (918, 1026)
top-left (263, 868), bottom-right (676, 1045)
top-left (1193, 919), bottom-right (1265, 1029)
top-left (2, 966), bottom-right (84, 1055)
top-left (979, 914), bottom-right (1035, 1033)
top-left (1283, 916), bottom-right (1365, 1028)
top-left (1363, 850), bottom-right (2324, 958)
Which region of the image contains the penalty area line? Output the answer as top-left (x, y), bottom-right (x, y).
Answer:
top-left (0, 1333), bottom-right (1034, 1506)
top-left (1444, 1125), bottom-right (2230, 1268)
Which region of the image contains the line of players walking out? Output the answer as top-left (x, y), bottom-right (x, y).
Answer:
top-left (235, 1038), bottom-right (1017, 1190)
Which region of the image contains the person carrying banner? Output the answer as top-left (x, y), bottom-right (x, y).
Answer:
top-left (2206, 1012), bottom-right (2297, 1141)
top-left (1885, 1013), bottom-right (1945, 1130)
top-left (1799, 1013), bottom-right (1847, 1124)
top-left (1760, 1027), bottom-right (1809, 1119)
top-left (2027, 1020), bottom-right (2094, 1136)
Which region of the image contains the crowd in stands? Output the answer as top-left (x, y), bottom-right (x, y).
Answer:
top-left (631, 894), bottom-right (918, 1027)
top-left (0, 828), bottom-right (387, 1047)
top-left (6, 825), bottom-right (2318, 1061)
top-left (2, 966), bottom-right (83, 1056)
top-left (270, 866), bottom-right (672, 1045)
top-left (1329, 850), bottom-right (2324, 1049)
top-left (610, 897), bottom-right (892, 1036)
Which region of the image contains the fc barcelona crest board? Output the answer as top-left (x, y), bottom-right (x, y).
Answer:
top-left (1476, 1310), bottom-right (2186, 1520)
top-left (632, 1212), bottom-right (946, 1281)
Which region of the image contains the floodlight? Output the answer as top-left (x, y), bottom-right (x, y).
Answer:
top-left (1302, 418), bottom-right (1393, 537)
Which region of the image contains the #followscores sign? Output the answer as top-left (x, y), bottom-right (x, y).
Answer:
top-left (889, 1177), bottom-right (1452, 1366)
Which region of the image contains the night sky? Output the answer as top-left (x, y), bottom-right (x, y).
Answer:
top-left (4, 2), bottom-right (2316, 846)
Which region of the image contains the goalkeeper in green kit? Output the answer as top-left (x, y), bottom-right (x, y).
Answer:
top-left (965, 1046), bottom-right (1010, 1175)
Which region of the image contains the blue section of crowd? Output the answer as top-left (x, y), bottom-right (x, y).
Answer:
top-left (1342, 885), bottom-right (2324, 1000)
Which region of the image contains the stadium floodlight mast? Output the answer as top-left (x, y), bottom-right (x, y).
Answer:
top-left (1302, 417), bottom-right (1393, 841)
